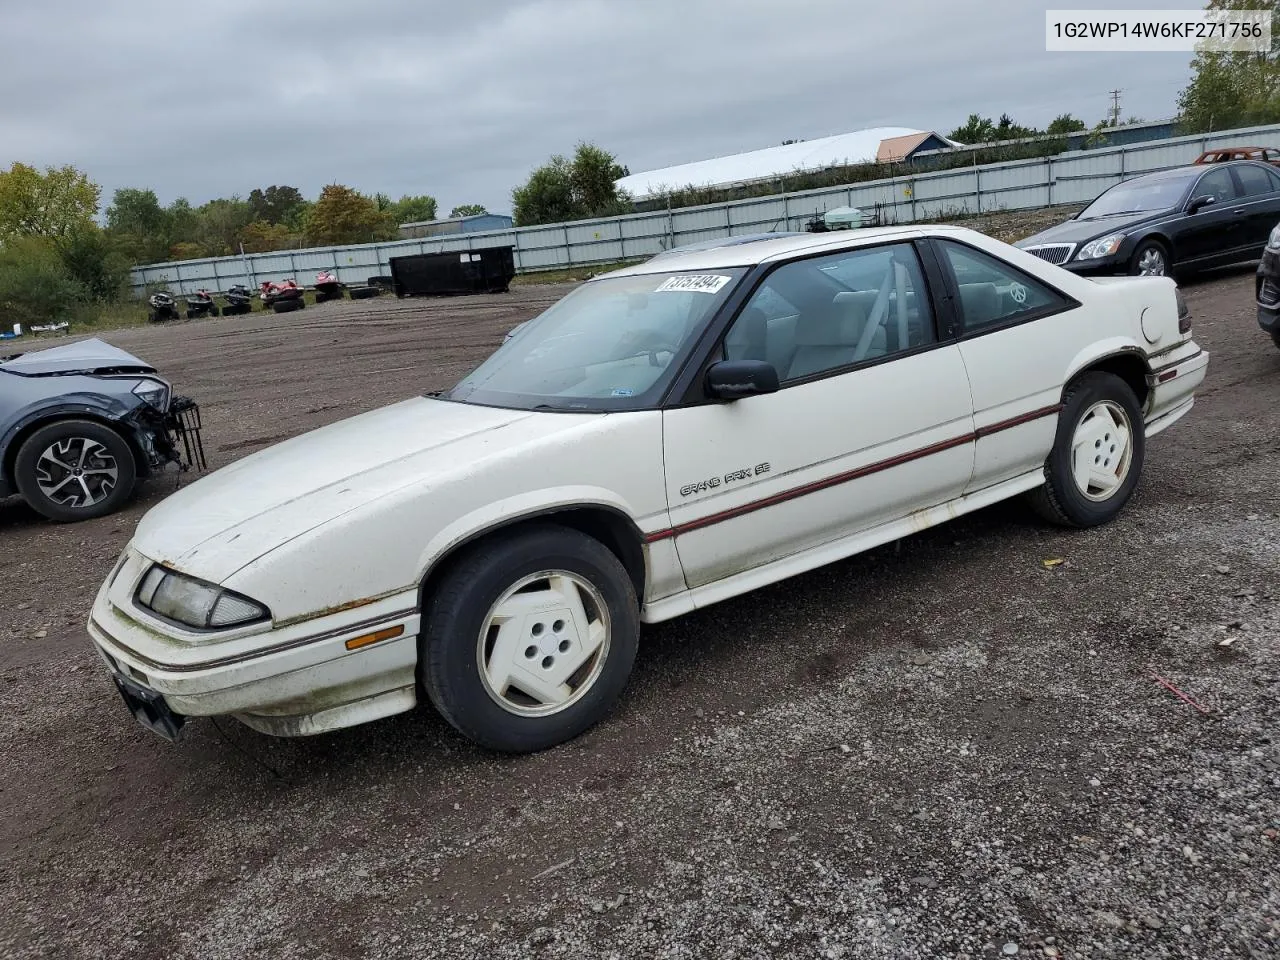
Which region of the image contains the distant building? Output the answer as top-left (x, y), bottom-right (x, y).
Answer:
top-left (398, 213), bottom-right (514, 240)
top-left (615, 127), bottom-right (958, 200)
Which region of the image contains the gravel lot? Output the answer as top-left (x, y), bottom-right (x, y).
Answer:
top-left (1, 272), bottom-right (1277, 960)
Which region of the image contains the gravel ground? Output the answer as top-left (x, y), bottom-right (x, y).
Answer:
top-left (0, 270), bottom-right (1277, 960)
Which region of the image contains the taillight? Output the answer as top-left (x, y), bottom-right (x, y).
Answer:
top-left (1175, 288), bottom-right (1191, 333)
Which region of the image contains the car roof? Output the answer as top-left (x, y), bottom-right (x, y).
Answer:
top-left (1123, 159), bottom-right (1274, 185)
top-left (603, 223), bottom-right (951, 277)
top-left (647, 232), bottom-right (807, 259)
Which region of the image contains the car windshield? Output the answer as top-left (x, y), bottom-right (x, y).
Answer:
top-left (443, 268), bottom-right (747, 411)
top-left (1078, 171), bottom-right (1197, 219)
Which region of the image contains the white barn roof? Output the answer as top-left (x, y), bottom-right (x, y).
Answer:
top-left (616, 127), bottom-right (953, 199)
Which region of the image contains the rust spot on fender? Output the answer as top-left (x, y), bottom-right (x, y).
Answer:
top-left (274, 595), bottom-right (381, 629)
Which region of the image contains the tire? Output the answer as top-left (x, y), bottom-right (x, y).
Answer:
top-left (273, 298), bottom-right (303, 314)
top-left (420, 524), bottom-right (640, 753)
top-left (13, 419), bottom-right (138, 523)
top-left (1128, 239), bottom-right (1172, 278)
top-left (1028, 371), bottom-right (1146, 528)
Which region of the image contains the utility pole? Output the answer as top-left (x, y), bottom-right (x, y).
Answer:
top-left (1109, 89), bottom-right (1122, 127)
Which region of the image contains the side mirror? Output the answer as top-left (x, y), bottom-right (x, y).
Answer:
top-left (1188, 194), bottom-right (1217, 214)
top-left (705, 359), bottom-right (779, 400)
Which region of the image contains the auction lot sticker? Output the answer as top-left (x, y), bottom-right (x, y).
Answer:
top-left (655, 275), bottom-right (732, 294)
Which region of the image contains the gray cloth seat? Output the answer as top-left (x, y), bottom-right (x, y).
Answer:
top-left (786, 296), bottom-right (885, 380)
top-left (958, 282), bottom-right (1000, 325)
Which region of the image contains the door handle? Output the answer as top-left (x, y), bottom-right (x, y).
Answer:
top-left (1232, 207), bottom-right (1246, 215)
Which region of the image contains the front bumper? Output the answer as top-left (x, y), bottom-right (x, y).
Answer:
top-left (88, 548), bottom-right (422, 738)
top-left (131, 396), bottom-right (206, 477)
top-left (1058, 254), bottom-right (1128, 277)
top-left (1257, 247), bottom-right (1280, 334)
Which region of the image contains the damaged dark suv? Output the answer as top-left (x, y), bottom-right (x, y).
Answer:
top-left (0, 338), bottom-right (204, 522)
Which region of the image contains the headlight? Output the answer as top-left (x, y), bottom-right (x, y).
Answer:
top-left (136, 564), bottom-right (270, 630)
top-left (1268, 223), bottom-right (1280, 249)
top-left (1076, 233), bottom-right (1126, 261)
top-left (132, 378), bottom-right (170, 411)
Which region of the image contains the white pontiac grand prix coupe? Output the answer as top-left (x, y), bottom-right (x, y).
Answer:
top-left (89, 226), bottom-right (1207, 752)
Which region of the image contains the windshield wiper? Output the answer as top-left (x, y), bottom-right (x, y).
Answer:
top-left (1081, 209), bottom-right (1154, 219)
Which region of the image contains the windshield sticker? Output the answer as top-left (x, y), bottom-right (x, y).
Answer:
top-left (655, 274), bottom-right (732, 295)
top-left (610, 387), bottom-right (635, 397)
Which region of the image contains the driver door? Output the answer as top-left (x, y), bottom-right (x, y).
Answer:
top-left (660, 241), bottom-right (976, 591)
top-left (1180, 166), bottom-right (1244, 264)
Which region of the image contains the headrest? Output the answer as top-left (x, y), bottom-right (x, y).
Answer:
top-left (793, 296), bottom-right (868, 347)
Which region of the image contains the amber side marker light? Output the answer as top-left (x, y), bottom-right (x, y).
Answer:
top-left (345, 625), bottom-right (405, 651)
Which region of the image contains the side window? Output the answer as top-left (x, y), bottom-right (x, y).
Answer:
top-left (937, 240), bottom-right (1069, 333)
top-left (724, 243), bottom-right (937, 382)
top-left (1194, 167), bottom-right (1240, 203)
top-left (1235, 163), bottom-right (1280, 198)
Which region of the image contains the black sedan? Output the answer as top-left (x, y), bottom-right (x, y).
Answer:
top-left (1017, 159), bottom-right (1280, 278)
top-left (1256, 220), bottom-right (1280, 348)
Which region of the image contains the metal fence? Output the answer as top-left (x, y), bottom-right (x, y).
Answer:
top-left (129, 122), bottom-right (1280, 297)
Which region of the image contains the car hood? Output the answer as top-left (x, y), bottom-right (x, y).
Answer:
top-left (1017, 210), bottom-right (1169, 248)
top-left (130, 396), bottom-right (595, 582)
top-left (0, 337), bottom-right (156, 376)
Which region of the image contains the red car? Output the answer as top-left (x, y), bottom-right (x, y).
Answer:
top-left (1194, 146), bottom-right (1280, 167)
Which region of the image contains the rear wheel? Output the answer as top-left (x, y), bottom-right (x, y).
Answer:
top-left (419, 525), bottom-right (639, 752)
top-left (14, 420), bottom-right (138, 522)
top-left (1028, 372), bottom-right (1145, 527)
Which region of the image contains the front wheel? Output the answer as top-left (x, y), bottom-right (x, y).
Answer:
top-left (13, 420), bottom-right (138, 522)
top-left (1028, 372), bottom-right (1146, 528)
top-left (1128, 240), bottom-right (1171, 278)
top-left (419, 524), bottom-right (639, 752)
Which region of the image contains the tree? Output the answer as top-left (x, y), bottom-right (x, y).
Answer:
top-left (0, 237), bottom-right (90, 326)
top-left (240, 219), bottom-right (295, 253)
top-left (511, 143), bottom-right (633, 226)
top-left (105, 187), bottom-right (172, 263)
top-left (305, 184), bottom-right (397, 245)
top-left (57, 227), bottom-right (129, 301)
top-left (0, 163), bottom-right (100, 242)
top-left (512, 157), bottom-right (576, 226)
top-left (389, 194), bottom-right (438, 225)
top-left (1177, 0), bottom-right (1280, 132)
top-left (948, 114), bottom-right (997, 144)
top-left (194, 197), bottom-right (254, 256)
top-left (449, 203), bottom-right (488, 218)
top-left (247, 185), bottom-right (306, 225)
top-left (1045, 113), bottom-right (1087, 135)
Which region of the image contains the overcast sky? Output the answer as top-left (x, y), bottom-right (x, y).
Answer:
top-left (0, 0), bottom-right (1195, 216)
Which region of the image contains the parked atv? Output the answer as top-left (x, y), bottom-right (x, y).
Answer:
top-left (314, 269), bottom-right (345, 303)
top-left (223, 284), bottom-right (254, 316)
top-left (260, 279), bottom-right (306, 314)
top-left (147, 292), bottom-right (180, 323)
top-left (183, 289), bottom-right (220, 320)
